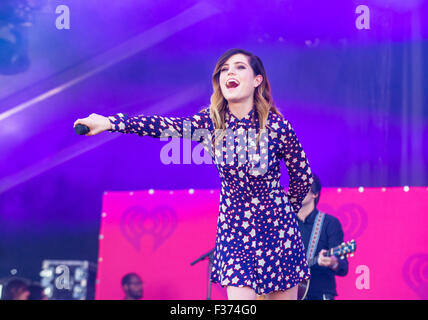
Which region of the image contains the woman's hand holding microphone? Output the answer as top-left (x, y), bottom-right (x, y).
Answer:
top-left (73, 113), bottom-right (112, 136)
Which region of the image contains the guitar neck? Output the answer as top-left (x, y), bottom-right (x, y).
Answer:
top-left (306, 240), bottom-right (355, 268)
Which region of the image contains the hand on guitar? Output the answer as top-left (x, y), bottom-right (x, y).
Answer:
top-left (317, 249), bottom-right (339, 271)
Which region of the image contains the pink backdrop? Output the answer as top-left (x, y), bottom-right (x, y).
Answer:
top-left (96, 187), bottom-right (428, 300)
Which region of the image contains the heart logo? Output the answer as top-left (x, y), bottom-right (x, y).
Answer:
top-left (318, 203), bottom-right (368, 240)
top-left (402, 253), bottom-right (428, 299)
top-left (120, 205), bottom-right (178, 252)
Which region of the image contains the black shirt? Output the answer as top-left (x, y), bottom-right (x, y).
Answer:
top-left (297, 208), bottom-right (349, 298)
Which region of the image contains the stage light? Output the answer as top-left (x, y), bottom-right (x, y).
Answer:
top-left (0, 0), bottom-right (35, 75)
top-left (40, 267), bottom-right (54, 279)
top-left (72, 284), bottom-right (86, 300)
top-left (39, 260), bottom-right (96, 300)
top-left (74, 267), bottom-right (87, 282)
top-left (43, 285), bottom-right (54, 299)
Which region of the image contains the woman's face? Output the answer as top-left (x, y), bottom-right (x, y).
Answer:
top-left (219, 53), bottom-right (263, 104)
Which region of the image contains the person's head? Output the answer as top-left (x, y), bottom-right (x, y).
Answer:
top-left (209, 48), bottom-right (282, 142)
top-left (301, 173), bottom-right (322, 208)
top-left (2, 278), bottom-right (30, 300)
top-left (121, 273), bottom-right (143, 300)
top-left (27, 283), bottom-right (47, 300)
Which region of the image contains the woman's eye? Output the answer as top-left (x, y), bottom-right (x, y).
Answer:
top-left (220, 66), bottom-right (245, 72)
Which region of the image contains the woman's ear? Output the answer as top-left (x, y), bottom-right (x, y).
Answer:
top-left (254, 74), bottom-right (263, 88)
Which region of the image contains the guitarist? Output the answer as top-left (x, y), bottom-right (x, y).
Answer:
top-left (296, 174), bottom-right (349, 300)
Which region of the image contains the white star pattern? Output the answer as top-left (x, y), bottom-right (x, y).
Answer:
top-left (107, 106), bottom-right (312, 295)
top-left (271, 122), bottom-right (279, 130)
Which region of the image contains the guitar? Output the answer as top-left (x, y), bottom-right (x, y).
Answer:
top-left (297, 239), bottom-right (357, 300)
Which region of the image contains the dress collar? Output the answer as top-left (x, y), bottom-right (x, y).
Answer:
top-left (226, 105), bottom-right (256, 126)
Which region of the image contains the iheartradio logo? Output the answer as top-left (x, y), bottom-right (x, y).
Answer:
top-left (120, 205), bottom-right (178, 251)
top-left (402, 253), bottom-right (428, 300)
top-left (318, 203), bottom-right (368, 240)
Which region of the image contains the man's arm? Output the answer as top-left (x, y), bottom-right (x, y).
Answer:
top-left (318, 217), bottom-right (349, 276)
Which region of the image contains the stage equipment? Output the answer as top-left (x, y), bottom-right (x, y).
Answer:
top-left (40, 260), bottom-right (97, 300)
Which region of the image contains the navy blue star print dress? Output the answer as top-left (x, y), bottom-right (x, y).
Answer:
top-left (107, 105), bottom-right (313, 295)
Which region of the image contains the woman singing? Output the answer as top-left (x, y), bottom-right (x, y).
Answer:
top-left (73, 48), bottom-right (313, 300)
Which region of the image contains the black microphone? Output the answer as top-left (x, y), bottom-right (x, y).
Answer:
top-left (74, 124), bottom-right (90, 135)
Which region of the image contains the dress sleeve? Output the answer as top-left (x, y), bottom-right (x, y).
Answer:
top-left (107, 107), bottom-right (211, 142)
top-left (278, 118), bottom-right (313, 213)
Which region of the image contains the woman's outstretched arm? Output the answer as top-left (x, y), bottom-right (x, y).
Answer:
top-left (74, 107), bottom-right (212, 142)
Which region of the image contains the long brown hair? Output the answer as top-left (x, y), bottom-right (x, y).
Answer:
top-left (208, 48), bottom-right (282, 145)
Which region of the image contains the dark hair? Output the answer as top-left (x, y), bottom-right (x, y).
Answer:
top-left (310, 173), bottom-right (322, 206)
top-left (27, 283), bottom-right (45, 300)
top-left (2, 278), bottom-right (28, 300)
top-left (121, 273), bottom-right (141, 286)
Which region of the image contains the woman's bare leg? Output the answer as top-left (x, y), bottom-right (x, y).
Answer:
top-left (227, 286), bottom-right (257, 300)
top-left (264, 284), bottom-right (298, 300)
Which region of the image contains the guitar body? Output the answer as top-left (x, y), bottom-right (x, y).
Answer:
top-left (297, 279), bottom-right (310, 300)
top-left (298, 240), bottom-right (356, 300)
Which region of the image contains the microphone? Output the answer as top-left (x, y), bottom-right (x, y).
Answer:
top-left (74, 124), bottom-right (90, 135)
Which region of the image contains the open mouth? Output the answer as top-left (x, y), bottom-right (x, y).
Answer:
top-left (226, 79), bottom-right (240, 89)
